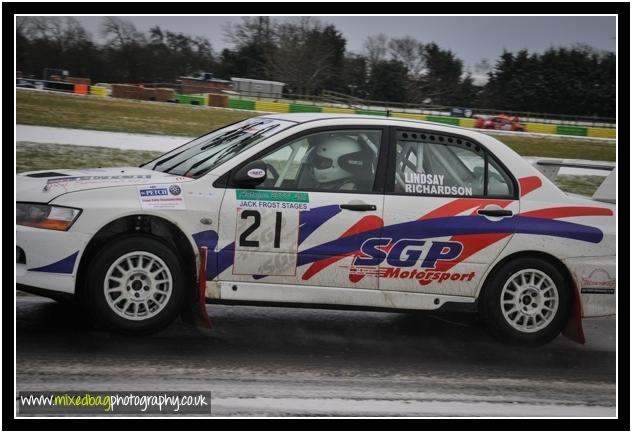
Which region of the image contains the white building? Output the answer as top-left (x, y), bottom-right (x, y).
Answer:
top-left (231, 77), bottom-right (285, 98)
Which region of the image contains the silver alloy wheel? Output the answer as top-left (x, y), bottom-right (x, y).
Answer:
top-left (500, 268), bottom-right (559, 333)
top-left (103, 251), bottom-right (173, 321)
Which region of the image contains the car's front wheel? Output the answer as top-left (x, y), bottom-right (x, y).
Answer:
top-left (479, 257), bottom-right (571, 346)
top-left (85, 235), bottom-right (185, 334)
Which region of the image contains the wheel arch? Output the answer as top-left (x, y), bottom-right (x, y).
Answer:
top-left (75, 214), bottom-right (199, 309)
top-left (476, 249), bottom-right (585, 344)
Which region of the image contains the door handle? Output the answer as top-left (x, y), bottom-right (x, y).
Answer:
top-left (340, 203), bottom-right (377, 211)
top-left (477, 209), bottom-right (513, 217)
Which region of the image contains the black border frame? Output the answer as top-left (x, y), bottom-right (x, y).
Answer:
top-left (6, 2), bottom-right (629, 431)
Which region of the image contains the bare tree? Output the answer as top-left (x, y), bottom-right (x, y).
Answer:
top-left (266, 17), bottom-right (344, 95)
top-left (101, 17), bottom-right (144, 48)
top-left (388, 36), bottom-right (426, 79)
top-left (363, 34), bottom-right (388, 66)
top-left (223, 16), bottom-right (273, 47)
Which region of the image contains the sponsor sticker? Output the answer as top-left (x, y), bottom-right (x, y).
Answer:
top-left (138, 184), bottom-right (185, 209)
top-left (581, 268), bottom-right (616, 289)
top-left (349, 237), bottom-right (475, 286)
top-left (235, 189), bottom-right (310, 210)
top-left (404, 172), bottom-right (473, 196)
top-left (44, 175), bottom-right (152, 190)
top-left (247, 168), bottom-right (266, 179)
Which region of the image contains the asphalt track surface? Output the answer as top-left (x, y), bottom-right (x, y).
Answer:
top-left (16, 294), bottom-right (616, 417)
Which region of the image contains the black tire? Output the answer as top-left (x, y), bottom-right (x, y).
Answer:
top-left (85, 235), bottom-right (185, 334)
top-left (479, 257), bottom-right (571, 346)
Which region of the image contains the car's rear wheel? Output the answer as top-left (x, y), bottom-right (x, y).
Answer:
top-left (86, 235), bottom-right (184, 334)
top-left (479, 257), bottom-right (571, 346)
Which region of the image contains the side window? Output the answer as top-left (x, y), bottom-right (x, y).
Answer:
top-left (487, 157), bottom-right (514, 197)
top-left (255, 129), bottom-right (382, 193)
top-left (394, 132), bottom-right (510, 198)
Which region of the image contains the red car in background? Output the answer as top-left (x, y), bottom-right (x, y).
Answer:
top-left (474, 114), bottom-right (526, 132)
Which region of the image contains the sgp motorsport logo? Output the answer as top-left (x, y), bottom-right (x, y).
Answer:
top-left (349, 238), bottom-right (475, 285)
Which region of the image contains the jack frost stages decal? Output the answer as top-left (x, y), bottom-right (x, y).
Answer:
top-left (236, 189), bottom-right (310, 210)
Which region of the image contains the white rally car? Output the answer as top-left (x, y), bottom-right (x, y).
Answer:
top-left (16, 114), bottom-right (616, 345)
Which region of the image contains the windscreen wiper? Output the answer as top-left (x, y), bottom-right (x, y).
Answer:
top-left (152, 120), bottom-right (269, 171)
top-left (187, 124), bottom-right (280, 177)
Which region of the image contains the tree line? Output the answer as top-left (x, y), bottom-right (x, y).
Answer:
top-left (16, 16), bottom-right (615, 118)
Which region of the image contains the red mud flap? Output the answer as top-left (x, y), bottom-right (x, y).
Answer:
top-left (191, 246), bottom-right (212, 329)
top-left (562, 281), bottom-right (585, 344)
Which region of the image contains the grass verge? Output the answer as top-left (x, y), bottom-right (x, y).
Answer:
top-left (17, 89), bottom-right (615, 161)
top-left (489, 134), bottom-right (615, 162)
top-left (16, 142), bottom-right (161, 173)
top-left (17, 89), bottom-right (256, 137)
top-left (553, 174), bottom-right (605, 197)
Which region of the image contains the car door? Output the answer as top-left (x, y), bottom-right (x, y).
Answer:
top-left (214, 126), bottom-right (388, 296)
top-left (377, 127), bottom-right (520, 298)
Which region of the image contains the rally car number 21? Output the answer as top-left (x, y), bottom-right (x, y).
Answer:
top-left (16, 113), bottom-right (616, 346)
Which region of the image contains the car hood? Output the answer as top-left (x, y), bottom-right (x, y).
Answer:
top-left (16, 167), bottom-right (194, 203)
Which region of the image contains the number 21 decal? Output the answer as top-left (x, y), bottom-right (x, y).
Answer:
top-left (238, 210), bottom-right (283, 248)
top-left (233, 208), bottom-right (299, 276)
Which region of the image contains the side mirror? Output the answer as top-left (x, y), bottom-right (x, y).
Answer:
top-left (233, 160), bottom-right (267, 187)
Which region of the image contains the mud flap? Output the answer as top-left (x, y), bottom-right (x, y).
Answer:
top-left (562, 280), bottom-right (585, 344)
top-left (182, 246), bottom-right (212, 328)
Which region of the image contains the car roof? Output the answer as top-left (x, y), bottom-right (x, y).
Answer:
top-left (258, 112), bottom-right (498, 140)
top-left (259, 112), bottom-right (462, 129)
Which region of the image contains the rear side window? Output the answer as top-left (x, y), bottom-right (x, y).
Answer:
top-left (392, 130), bottom-right (514, 198)
top-left (487, 156), bottom-right (514, 197)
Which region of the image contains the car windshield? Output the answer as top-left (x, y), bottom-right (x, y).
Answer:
top-left (144, 118), bottom-right (295, 178)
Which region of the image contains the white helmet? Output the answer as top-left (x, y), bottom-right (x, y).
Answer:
top-left (311, 136), bottom-right (367, 184)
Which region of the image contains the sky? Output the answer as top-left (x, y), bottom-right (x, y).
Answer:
top-left (73, 15), bottom-right (616, 84)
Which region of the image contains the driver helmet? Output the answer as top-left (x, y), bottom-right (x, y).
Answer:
top-left (311, 136), bottom-right (366, 184)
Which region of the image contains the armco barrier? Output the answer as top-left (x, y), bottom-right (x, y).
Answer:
top-left (426, 115), bottom-right (460, 126)
top-left (73, 84), bottom-right (88, 95)
top-left (176, 94), bottom-right (207, 105)
top-left (556, 125), bottom-right (587, 137)
top-left (392, 112), bottom-right (427, 121)
top-left (155, 88), bottom-right (176, 102)
top-left (89, 86), bottom-right (108, 97)
top-left (255, 101), bottom-right (290, 112)
top-left (321, 106), bottom-right (356, 114)
top-left (587, 127), bottom-right (616, 139)
top-left (355, 109), bottom-right (388, 116)
top-left (458, 118), bottom-right (477, 128)
top-left (228, 99), bottom-right (256, 110)
top-left (289, 103), bottom-right (322, 113)
top-left (525, 123), bottom-right (557, 134)
top-left (46, 81), bottom-right (75, 92)
top-left (208, 93), bottom-right (228, 108)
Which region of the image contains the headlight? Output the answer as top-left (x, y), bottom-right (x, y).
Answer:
top-left (16, 203), bottom-right (81, 231)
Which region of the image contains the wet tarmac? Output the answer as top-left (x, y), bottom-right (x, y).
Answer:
top-left (15, 294), bottom-right (616, 416)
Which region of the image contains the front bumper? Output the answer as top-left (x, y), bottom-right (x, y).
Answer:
top-left (563, 256), bottom-right (616, 317)
top-left (16, 225), bottom-right (91, 295)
